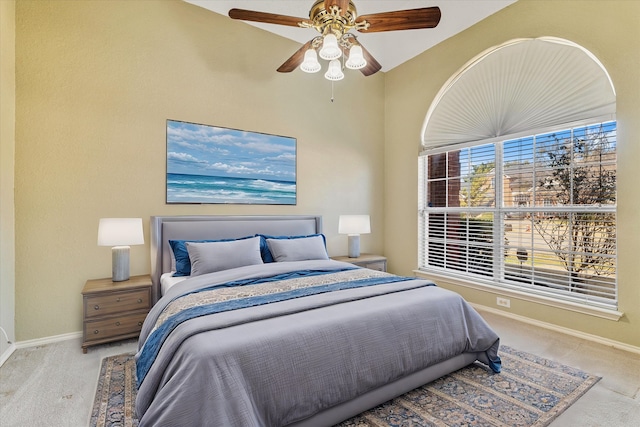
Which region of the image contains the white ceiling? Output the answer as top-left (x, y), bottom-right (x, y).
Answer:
top-left (184, 0), bottom-right (517, 72)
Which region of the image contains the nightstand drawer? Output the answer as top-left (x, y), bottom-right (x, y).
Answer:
top-left (83, 312), bottom-right (147, 342)
top-left (363, 261), bottom-right (386, 271)
top-left (82, 275), bottom-right (152, 353)
top-left (84, 288), bottom-right (150, 318)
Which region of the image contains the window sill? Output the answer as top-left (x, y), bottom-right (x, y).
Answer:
top-left (413, 269), bottom-right (624, 322)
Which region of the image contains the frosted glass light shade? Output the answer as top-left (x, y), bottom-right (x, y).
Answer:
top-left (338, 215), bottom-right (371, 235)
top-left (345, 45), bottom-right (367, 70)
top-left (300, 49), bottom-right (321, 73)
top-left (319, 34), bottom-right (342, 60)
top-left (98, 218), bottom-right (144, 246)
top-left (324, 59), bottom-right (344, 81)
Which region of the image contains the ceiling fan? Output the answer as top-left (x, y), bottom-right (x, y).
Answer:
top-left (228, 0), bottom-right (441, 80)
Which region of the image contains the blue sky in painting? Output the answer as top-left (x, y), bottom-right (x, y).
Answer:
top-left (167, 120), bottom-right (296, 183)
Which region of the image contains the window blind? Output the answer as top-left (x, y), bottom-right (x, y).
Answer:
top-left (420, 38), bottom-right (616, 150)
top-left (418, 122), bottom-right (617, 309)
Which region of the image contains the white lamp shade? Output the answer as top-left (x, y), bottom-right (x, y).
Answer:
top-left (345, 45), bottom-right (367, 70)
top-left (319, 33), bottom-right (342, 60)
top-left (97, 218), bottom-right (144, 246)
top-left (300, 48), bottom-right (321, 73)
top-left (324, 59), bottom-right (344, 81)
top-left (338, 215), bottom-right (371, 235)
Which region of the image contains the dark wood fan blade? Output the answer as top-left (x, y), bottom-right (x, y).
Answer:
top-left (277, 40), bottom-right (314, 73)
top-left (357, 7), bottom-right (441, 32)
top-left (358, 44), bottom-right (382, 76)
top-left (324, 0), bottom-right (349, 16)
top-left (229, 9), bottom-right (310, 27)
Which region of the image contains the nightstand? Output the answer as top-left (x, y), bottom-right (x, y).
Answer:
top-left (331, 254), bottom-right (387, 272)
top-left (81, 274), bottom-right (152, 353)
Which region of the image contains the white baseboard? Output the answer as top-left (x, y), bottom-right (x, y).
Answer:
top-left (0, 331), bottom-right (83, 368)
top-left (14, 331), bottom-right (82, 349)
top-left (473, 303), bottom-right (640, 356)
top-left (0, 343), bottom-right (16, 368)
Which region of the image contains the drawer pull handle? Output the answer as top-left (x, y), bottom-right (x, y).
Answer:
top-left (93, 330), bottom-right (99, 335)
top-left (115, 321), bottom-right (121, 326)
top-left (138, 322), bottom-right (143, 326)
top-left (117, 298), bottom-right (121, 302)
top-left (94, 305), bottom-right (100, 310)
top-left (137, 298), bottom-right (143, 303)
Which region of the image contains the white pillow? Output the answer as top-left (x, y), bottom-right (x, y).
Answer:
top-left (186, 236), bottom-right (263, 276)
top-left (266, 235), bottom-right (329, 262)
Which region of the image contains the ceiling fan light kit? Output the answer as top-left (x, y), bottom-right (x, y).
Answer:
top-left (229, 0), bottom-right (441, 81)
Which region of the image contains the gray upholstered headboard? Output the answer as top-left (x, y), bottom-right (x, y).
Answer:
top-left (149, 215), bottom-right (322, 302)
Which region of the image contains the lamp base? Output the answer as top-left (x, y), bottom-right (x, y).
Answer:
top-left (112, 246), bottom-right (131, 282)
top-left (347, 235), bottom-right (360, 258)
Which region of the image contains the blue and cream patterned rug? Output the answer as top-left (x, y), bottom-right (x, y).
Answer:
top-left (90, 346), bottom-right (600, 427)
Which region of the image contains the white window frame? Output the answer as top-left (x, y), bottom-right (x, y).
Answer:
top-left (417, 119), bottom-right (621, 320)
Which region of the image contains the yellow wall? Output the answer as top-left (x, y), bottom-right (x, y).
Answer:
top-left (13, 0), bottom-right (384, 341)
top-left (1, 0), bottom-right (16, 355)
top-left (8, 0), bottom-right (640, 349)
top-left (385, 0), bottom-right (640, 347)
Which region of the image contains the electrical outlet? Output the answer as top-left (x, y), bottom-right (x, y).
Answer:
top-left (496, 297), bottom-right (511, 308)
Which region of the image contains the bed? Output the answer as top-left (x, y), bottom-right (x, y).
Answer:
top-left (136, 215), bottom-right (501, 426)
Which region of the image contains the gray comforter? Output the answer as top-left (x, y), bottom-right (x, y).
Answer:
top-left (135, 260), bottom-right (500, 427)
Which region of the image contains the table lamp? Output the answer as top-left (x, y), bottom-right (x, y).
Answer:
top-left (97, 218), bottom-right (144, 282)
top-left (338, 215), bottom-right (371, 258)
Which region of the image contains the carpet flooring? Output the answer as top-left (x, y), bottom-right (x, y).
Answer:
top-left (90, 346), bottom-right (600, 427)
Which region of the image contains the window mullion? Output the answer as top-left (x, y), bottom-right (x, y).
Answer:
top-left (531, 134), bottom-right (537, 286)
top-left (494, 142), bottom-right (503, 283)
top-left (568, 127), bottom-right (575, 292)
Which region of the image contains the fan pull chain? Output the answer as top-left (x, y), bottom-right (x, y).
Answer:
top-left (331, 81), bottom-right (334, 102)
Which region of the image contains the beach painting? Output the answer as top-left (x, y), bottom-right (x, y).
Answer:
top-left (166, 120), bottom-right (296, 204)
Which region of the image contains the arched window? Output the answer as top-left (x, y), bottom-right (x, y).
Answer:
top-left (418, 37), bottom-right (617, 311)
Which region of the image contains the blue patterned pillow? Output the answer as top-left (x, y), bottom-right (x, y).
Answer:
top-left (169, 235), bottom-right (254, 276)
top-left (256, 234), bottom-right (327, 263)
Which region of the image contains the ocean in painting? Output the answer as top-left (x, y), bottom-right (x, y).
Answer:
top-left (167, 173), bottom-right (296, 205)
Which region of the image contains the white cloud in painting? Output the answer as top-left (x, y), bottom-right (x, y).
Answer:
top-left (166, 120), bottom-right (296, 182)
top-left (238, 139), bottom-right (296, 154)
top-left (207, 162), bottom-right (256, 175)
top-left (167, 152), bottom-right (207, 165)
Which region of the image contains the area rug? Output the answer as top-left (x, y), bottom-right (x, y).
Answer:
top-left (90, 346), bottom-right (600, 427)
